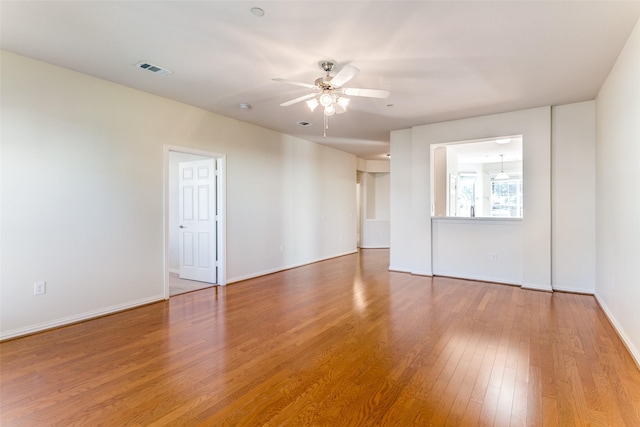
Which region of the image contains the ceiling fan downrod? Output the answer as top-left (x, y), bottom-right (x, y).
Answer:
top-left (320, 61), bottom-right (335, 85)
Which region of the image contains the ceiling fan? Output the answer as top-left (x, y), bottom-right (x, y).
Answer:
top-left (273, 61), bottom-right (390, 137)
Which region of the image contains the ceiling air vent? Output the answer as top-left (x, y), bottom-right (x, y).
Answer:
top-left (135, 61), bottom-right (172, 76)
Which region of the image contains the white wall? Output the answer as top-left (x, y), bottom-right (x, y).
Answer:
top-left (359, 172), bottom-right (390, 248)
top-left (389, 129), bottom-right (414, 272)
top-left (0, 51), bottom-right (357, 339)
top-left (363, 172), bottom-right (376, 219)
top-left (374, 173), bottom-right (390, 220)
top-left (551, 101), bottom-right (596, 293)
top-left (432, 147), bottom-right (447, 217)
top-left (432, 219), bottom-right (523, 284)
top-left (357, 159), bottom-right (390, 248)
top-left (595, 19), bottom-right (640, 366)
top-left (391, 107), bottom-right (552, 288)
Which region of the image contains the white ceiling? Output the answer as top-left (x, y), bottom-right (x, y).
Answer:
top-left (445, 136), bottom-right (523, 165)
top-left (2, 1), bottom-right (639, 159)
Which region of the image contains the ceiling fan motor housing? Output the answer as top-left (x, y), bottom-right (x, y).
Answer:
top-left (315, 77), bottom-right (333, 89)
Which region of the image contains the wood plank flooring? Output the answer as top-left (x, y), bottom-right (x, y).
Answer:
top-left (169, 272), bottom-right (215, 297)
top-left (1, 249), bottom-right (639, 426)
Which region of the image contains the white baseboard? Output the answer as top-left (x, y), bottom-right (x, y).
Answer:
top-left (411, 270), bottom-right (433, 277)
top-left (0, 295), bottom-right (165, 341)
top-left (433, 271), bottom-right (520, 287)
top-left (359, 246), bottom-right (390, 249)
top-left (388, 266), bottom-right (412, 273)
top-left (594, 293), bottom-right (640, 371)
top-left (521, 282), bottom-right (553, 292)
top-left (169, 268), bottom-right (179, 274)
top-left (551, 285), bottom-right (594, 295)
top-left (226, 250), bottom-right (358, 285)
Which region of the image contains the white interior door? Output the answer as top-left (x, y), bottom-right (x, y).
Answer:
top-left (179, 159), bottom-right (217, 283)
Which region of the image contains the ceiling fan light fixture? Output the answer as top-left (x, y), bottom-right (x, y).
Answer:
top-left (306, 98), bottom-right (319, 112)
top-left (273, 61), bottom-right (390, 137)
top-left (324, 104), bottom-right (336, 116)
top-left (337, 97), bottom-right (350, 109)
top-left (319, 93), bottom-right (333, 107)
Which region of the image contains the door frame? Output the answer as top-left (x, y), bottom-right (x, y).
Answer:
top-left (163, 145), bottom-right (227, 299)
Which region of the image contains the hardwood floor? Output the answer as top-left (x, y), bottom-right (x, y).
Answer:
top-left (1, 249), bottom-right (639, 426)
top-left (169, 272), bottom-right (215, 297)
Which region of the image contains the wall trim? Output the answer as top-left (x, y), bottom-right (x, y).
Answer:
top-left (360, 245), bottom-right (390, 249)
top-left (552, 286), bottom-right (594, 295)
top-left (388, 266), bottom-right (412, 273)
top-left (433, 272), bottom-right (521, 287)
top-left (411, 270), bottom-right (433, 277)
top-left (0, 295), bottom-right (165, 341)
top-left (521, 283), bottom-right (553, 292)
top-left (594, 293), bottom-right (640, 371)
top-left (227, 251), bottom-right (358, 284)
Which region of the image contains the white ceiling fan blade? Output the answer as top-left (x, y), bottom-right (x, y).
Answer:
top-left (272, 78), bottom-right (317, 89)
top-left (330, 65), bottom-right (359, 88)
top-left (280, 93), bottom-right (317, 107)
top-left (343, 88), bottom-right (390, 99)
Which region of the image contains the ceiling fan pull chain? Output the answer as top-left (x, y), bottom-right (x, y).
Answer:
top-left (323, 115), bottom-right (328, 138)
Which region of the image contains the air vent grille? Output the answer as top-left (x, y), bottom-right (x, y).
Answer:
top-left (135, 61), bottom-right (172, 76)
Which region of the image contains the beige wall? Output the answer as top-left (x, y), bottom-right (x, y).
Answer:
top-left (0, 51), bottom-right (357, 338)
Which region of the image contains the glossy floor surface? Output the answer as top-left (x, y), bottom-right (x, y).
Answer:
top-left (1, 249), bottom-right (639, 425)
top-left (169, 272), bottom-right (215, 297)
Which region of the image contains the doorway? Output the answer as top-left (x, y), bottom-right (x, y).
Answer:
top-left (164, 146), bottom-right (226, 298)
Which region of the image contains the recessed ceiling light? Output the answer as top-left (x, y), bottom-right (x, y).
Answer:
top-left (250, 7), bottom-right (265, 17)
top-left (238, 103), bottom-right (251, 110)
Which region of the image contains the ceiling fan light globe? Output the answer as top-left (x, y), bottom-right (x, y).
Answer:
top-left (319, 93), bottom-right (333, 107)
top-left (337, 97), bottom-right (350, 109)
top-left (306, 99), bottom-right (319, 112)
top-left (324, 105), bottom-right (336, 116)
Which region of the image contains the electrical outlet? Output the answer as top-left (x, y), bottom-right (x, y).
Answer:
top-left (490, 253), bottom-right (498, 262)
top-left (34, 281), bottom-right (46, 295)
